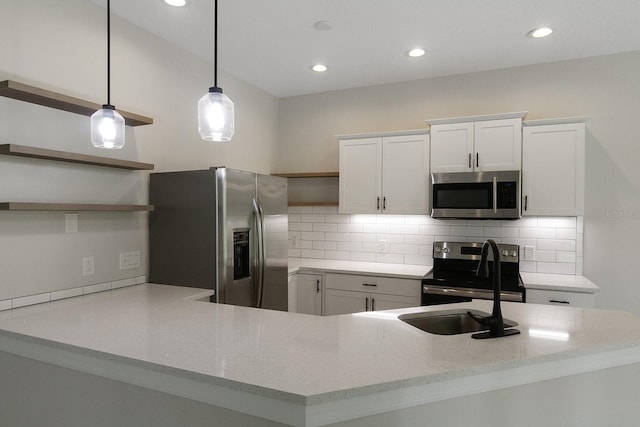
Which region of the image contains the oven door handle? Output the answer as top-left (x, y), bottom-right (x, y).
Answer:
top-left (422, 285), bottom-right (523, 302)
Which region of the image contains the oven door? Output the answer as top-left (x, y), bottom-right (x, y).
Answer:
top-left (430, 171), bottom-right (521, 219)
top-left (422, 284), bottom-right (525, 306)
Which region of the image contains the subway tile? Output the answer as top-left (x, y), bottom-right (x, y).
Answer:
top-left (337, 241), bottom-right (363, 252)
top-left (351, 214), bottom-right (378, 224)
top-left (536, 262), bottom-right (576, 275)
top-left (484, 227), bottom-right (519, 239)
top-left (405, 234), bottom-right (434, 245)
top-left (51, 287), bottom-right (83, 301)
top-left (288, 231), bottom-right (301, 240)
top-left (519, 261), bottom-right (537, 273)
top-left (467, 220), bottom-right (499, 227)
top-left (519, 227), bottom-right (557, 239)
top-left (420, 225), bottom-right (451, 235)
top-left (389, 224), bottom-right (420, 234)
top-left (289, 222), bottom-right (313, 232)
top-left (313, 223), bottom-right (338, 233)
top-left (376, 233), bottom-right (405, 244)
top-left (324, 232), bottom-right (350, 242)
top-left (323, 214), bottom-right (351, 224)
top-left (12, 293), bottom-right (51, 308)
top-left (313, 241), bottom-right (336, 251)
top-left (288, 213), bottom-right (301, 223)
top-left (288, 249), bottom-right (301, 258)
top-left (376, 253), bottom-right (404, 264)
top-left (390, 244), bottom-right (420, 255)
top-left (503, 217), bottom-right (538, 227)
top-left (338, 223), bottom-right (363, 233)
top-left (557, 251), bottom-right (577, 263)
top-left (0, 299), bottom-right (11, 312)
top-left (312, 206), bottom-right (338, 214)
top-left (350, 233), bottom-right (377, 242)
top-left (288, 206), bottom-right (313, 214)
top-left (538, 217), bottom-right (577, 228)
top-left (296, 240), bottom-right (313, 250)
top-left (362, 242), bottom-right (380, 253)
top-left (434, 219), bottom-right (467, 226)
top-left (300, 249), bottom-right (325, 259)
top-left (376, 215), bottom-right (405, 224)
top-left (363, 223), bottom-right (390, 233)
top-left (451, 226), bottom-right (484, 237)
top-left (534, 250), bottom-right (556, 262)
top-left (325, 251), bottom-right (350, 261)
top-left (404, 255), bottom-right (431, 266)
top-left (301, 231), bottom-right (325, 241)
top-left (83, 282), bottom-right (112, 295)
top-left (405, 215), bottom-right (433, 225)
top-left (537, 239), bottom-right (576, 251)
top-left (419, 245), bottom-right (432, 256)
top-left (556, 228), bottom-right (577, 240)
top-left (502, 238), bottom-right (537, 247)
top-left (350, 252), bottom-right (376, 262)
top-left (300, 214), bottom-right (325, 223)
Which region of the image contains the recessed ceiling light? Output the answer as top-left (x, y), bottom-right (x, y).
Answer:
top-left (311, 64), bottom-right (328, 73)
top-left (164, 0), bottom-right (188, 7)
top-left (407, 48), bottom-right (426, 58)
top-left (314, 21), bottom-right (334, 31)
top-left (529, 27), bottom-right (553, 38)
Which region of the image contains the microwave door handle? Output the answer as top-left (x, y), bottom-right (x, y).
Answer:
top-left (493, 176), bottom-right (498, 214)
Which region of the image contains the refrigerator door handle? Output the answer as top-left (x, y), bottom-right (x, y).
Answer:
top-left (252, 196), bottom-right (266, 308)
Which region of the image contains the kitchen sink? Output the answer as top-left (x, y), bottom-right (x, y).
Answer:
top-left (398, 308), bottom-right (518, 335)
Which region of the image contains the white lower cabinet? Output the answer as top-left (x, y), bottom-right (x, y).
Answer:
top-left (526, 289), bottom-right (595, 308)
top-left (324, 273), bottom-right (421, 315)
top-left (290, 273), bottom-right (323, 315)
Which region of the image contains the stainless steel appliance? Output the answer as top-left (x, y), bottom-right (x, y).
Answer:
top-left (421, 241), bottom-right (525, 305)
top-left (430, 170), bottom-right (521, 219)
top-left (149, 167), bottom-right (288, 311)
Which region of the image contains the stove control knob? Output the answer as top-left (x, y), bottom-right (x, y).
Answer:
top-left (510, 250), bottom-right (518, 257)
top-left (434, 247), bottom-right (441, 253)
top-left (501, 250), bottom-right (509, 257)
top-left (442, 247), bottom-right (449, 254)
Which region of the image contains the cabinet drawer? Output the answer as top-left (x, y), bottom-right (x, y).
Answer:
top-left (526, 289), bottom-right (595, 308)
top-left (325, 273), bottom-right (421, 298)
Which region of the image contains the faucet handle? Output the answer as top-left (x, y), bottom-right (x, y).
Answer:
top-left (467, 311), bottom-right (491, 326)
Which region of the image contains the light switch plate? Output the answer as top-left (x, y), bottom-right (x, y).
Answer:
top-left (524, 245), bottom-right (536, 261)
top-left (83, 256), bottom-right (95, 276)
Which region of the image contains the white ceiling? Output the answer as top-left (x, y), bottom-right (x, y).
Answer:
top-left (104, 0), bottom-right (640, 98)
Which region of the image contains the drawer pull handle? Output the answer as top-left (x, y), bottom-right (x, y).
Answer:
top-left (372, 298), bottom-right (376, 311)
top-left (362, 283), bottom-right (377, 287)
top-left (365, 297), bottom-right (369, 311)
top-left (549, 299), bottom-right (570, 304)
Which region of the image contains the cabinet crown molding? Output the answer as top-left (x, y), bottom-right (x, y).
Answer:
top-left (335, 129), bottom-right (428, 140)
top-left (426, 111), bottom-right (527, 126)
top-left (523, 116), bottom-right (590, 126)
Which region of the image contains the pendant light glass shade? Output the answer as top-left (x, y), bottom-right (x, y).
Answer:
top-left (91, 104), bottom-right (125, 149)
top-left (198, 87), bottom-right (234, 141)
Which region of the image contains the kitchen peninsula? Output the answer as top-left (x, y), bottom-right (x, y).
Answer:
top-left (1, 283), bottom-right (638, 426)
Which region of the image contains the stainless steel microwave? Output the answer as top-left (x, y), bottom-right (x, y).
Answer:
top-left (430, 170), bottom-right (521, 219)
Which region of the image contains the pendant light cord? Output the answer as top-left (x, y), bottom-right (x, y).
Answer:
top-left (107, 0), bottom-right (111, 106)
top-left (214, 0), bottom-right (218, 88)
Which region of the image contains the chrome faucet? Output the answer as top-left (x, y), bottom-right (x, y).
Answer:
top-left (467, 239), bottom-right (520, 339)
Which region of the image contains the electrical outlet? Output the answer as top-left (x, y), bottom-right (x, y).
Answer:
top-left (378, 239), bottom-right (388, 253)
top-left (524, 245), bottom-right (536, 261)
top-left (119, 251), bottom-right (141, 270)
top-left (83, 256), bottom-right (95, 276)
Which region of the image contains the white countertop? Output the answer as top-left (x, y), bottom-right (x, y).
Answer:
top-left (289, 258), bottom-right (600, 293)
top-left (0, 283), bottom-right (633, 426)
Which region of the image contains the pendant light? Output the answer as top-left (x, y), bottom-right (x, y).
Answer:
top-left (91, 0), bottom-right (125, 149)
top-left (198, 0), bottom-right (234, 142)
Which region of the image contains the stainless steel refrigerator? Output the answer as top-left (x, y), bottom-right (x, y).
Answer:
top-left (149, 167), bottom-right (288, 311)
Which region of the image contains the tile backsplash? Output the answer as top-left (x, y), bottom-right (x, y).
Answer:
top-left (288, 206), bottom-right (583, 275)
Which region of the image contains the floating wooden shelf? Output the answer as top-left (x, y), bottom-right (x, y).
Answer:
top-left (0, 202), bottom-right (154, 212)
top-left (272, 172), bottom-right (339, 178)
top-left (0, 80), bottom-right (153, 127)
top-left (0, 144), bottom-right (154, 170)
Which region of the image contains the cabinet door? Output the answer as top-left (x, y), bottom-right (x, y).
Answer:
top-left (522, 123), bottom-right (585, 216)
top-left (295, 273), bottom-right (322, 315)
top-left (474, 118), bottom-right (522, 171)
top-left (339, 138), bottom-right (383, 214)
top-left (381, 134), bottom-right (430, 214)
top-left (371, 293), bottom-right (420, 311)
top-left (430, 122), bottom-right (474, 173)
top-left (324, 289), bottom-right (368, 315)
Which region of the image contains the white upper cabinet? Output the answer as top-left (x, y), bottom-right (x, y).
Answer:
top-left (339, 131), bottom-right (429, 214)
top-left (428, 113), bottom-right (525, 173)
top-left (522, 121), bottom-right (586, 216)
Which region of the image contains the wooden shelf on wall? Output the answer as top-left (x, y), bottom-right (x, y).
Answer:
top-left (272, 172), bottom-right (339, 178)
top-left (0, 80), bottom-right (153, 127)
top-left (0, 144), bottom-right (154, 170)
top-left (0, 202), bottom-right (154, 212)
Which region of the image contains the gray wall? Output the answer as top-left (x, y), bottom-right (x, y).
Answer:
top-left (0, 0), bottom-right (279, 301)
top-left (278, 51), bottom-right (640, 316)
